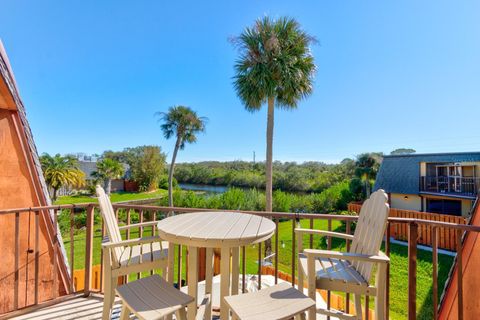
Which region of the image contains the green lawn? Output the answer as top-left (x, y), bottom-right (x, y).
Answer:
top-left (62, 217), bottom-right (453, 320)
top-left (54, 189), bottom-right (167, 205)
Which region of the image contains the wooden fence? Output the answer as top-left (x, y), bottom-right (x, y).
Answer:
top-left (348, 203), bottom-right (467, 251)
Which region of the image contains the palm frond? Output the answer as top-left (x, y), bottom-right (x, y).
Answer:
top-left (231, 16), bottom-right (316, 110)
top-left (156, 105), bottom-right (207, 149)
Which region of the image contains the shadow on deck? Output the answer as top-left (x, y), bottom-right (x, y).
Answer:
top-left (10, 295), bottom-right (122, 320)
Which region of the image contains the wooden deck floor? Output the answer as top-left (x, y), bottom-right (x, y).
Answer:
top-left (9, 275), bottom-right (335, 320)
top-left (10, 295), bottom-right (123, 320)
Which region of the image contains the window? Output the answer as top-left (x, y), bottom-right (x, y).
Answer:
top-left (426, 199), bottom-right (462, 216)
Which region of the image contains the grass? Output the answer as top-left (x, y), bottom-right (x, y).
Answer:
top-left (54, 189), bottom-right (167, 205)
top-left (62, 216), bottom-right (453, 320)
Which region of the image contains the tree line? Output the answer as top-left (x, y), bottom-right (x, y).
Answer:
top-left (40, 149), bottom-right (385, 202)
top-left (40, 145), bottom-right (167, 199)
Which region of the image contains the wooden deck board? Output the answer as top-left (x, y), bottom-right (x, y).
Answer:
top-left (10, 295), bottom-right (123, 320)
top-left (9, 275), bottom-right (335, 320)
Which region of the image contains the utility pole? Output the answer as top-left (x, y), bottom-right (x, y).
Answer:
top-left (253, 151), bottom-right (256, 164)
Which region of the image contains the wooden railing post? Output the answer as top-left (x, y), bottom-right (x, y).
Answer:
top-left (69, 207), bottom-right (75, 293)
top-left (14, 211), bottom-right (20, 310)
top-left (408, 222), bottom-right (418, 320)
top-left (274, 218), bottom-right (279, 285)
top-left (385, 222), bottom-right (391, 320)
top-left (53, 210), bottom-right (58, 300)
top-left (84, 205), bottom-right (94, 296)
top-left (456, 229), bottom-right (464, 320)
top-left (291, 218), bottom-right (296, 287)
top-left (34, 211), bottom-right (40, 305)
top-left (432, 227), bottom-right (438, 320)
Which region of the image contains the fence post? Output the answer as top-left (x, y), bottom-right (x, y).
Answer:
top-left (84, 205), bottom-right (95, 297)
top-left (408, 222), bottom-right (418, 320)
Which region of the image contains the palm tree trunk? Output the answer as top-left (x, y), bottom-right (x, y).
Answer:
top-left (53, 188), bottom-right (58, 201)
top-left (265, 96), bottom-right (275, 256)
top-left (168, 137), bottom-right (181, 214)
top-left (363, 174), bottom-right (370, 198)
top-left (106, 179), bottom-right (112, 195)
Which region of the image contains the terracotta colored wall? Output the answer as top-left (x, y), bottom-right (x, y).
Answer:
top-left (0, 109), bottom-right (65, 313)
top-left (439, 200), bottom-right (480, 319)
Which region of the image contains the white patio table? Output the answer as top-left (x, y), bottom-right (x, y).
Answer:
top-left (157, 211), bottom-right (276, 320)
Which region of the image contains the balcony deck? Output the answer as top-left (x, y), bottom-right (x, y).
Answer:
top-left (419, 175), bottom-right (480, 199)
top-left (1, 203), bottom-right (478, 319)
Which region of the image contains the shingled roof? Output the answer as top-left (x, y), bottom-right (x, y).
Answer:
top-left (373, 152), bottom-right (480, 195)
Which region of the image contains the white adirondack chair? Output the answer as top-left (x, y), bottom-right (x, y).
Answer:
top-left (96, 185), bottom-right (169, 320)
top-left (296, 189), bottom-right (390, 320)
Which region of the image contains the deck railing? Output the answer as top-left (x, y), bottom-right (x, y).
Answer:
top-left (0, 202), bottom-right (478, 319)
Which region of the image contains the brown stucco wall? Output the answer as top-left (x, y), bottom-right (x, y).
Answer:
top-left (0, 109), bottom-right (66, 313)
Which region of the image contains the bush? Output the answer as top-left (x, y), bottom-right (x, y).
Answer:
top-left (158, 175), bottom-right (178, 190)
top-left (272, 190), bottom-right (292, 212)
top-left (220, 188), bottom-right (247, 210)
top-left (57, 209), bottom-right (102, 234)
top-left (310, 180), bottom-right (353, 213)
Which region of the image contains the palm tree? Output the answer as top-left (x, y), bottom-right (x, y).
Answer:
top-left (92, 158), bottom-right (125, 195)
top-left (40, 153), bottom-right (85, 200)
top-left (354, 153), bottom-right (383, 198)
top-left (157, 106), bottom-right (207, 211)
top-left (232, 16), bottom-right (316, 254)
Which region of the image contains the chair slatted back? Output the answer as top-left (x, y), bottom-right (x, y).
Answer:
top-left (349, 189), bottom-right (389, 281)
top-left (96, 185), bottom-right (123, 264)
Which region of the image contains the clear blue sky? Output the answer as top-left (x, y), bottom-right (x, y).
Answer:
top-left (2, 1), bottom-right (480, 163)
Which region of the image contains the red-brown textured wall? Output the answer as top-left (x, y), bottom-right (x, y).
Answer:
top-left (0, 109), bottom-right (65, 313)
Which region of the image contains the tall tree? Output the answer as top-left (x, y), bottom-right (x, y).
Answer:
top-left (103, 146), bottom-right (166, 191)
top-left (157, 106), bottom-right (207, 211)
top-left (40, 153), bottom-right (85, 200)
top-left (232, 16), bottom-right (316, 254)
top-left (354, 153), bottom-right (383, 198)
top-left (92, 158), bottom-right (125, 195)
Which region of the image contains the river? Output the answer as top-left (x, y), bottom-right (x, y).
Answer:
top-left (178, 183), bottom-right (307, 195)
top-left (178, 183), bottom-right (230, 193)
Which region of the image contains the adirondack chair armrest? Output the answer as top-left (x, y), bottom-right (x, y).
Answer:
top-left (101, 236), bottom-right (162, 249)
top-left (118, 221), bottom-right (159, 230)
top-left (295, 228), bottom-right (354, 241)
top-left (303, 249), bottom-right (390, 264)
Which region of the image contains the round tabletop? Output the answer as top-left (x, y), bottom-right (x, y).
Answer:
top-left (157, 211), bottom-right (276, 248)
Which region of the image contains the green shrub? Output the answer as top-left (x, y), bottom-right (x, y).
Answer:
top-left (272, 190), bottom-right (292, 212)
top-left (57, 209), bottom-right (102, 234)
top-left (220, 188), bottom-right (247, 210)
top-left (158, 175), bottom-right (178, 190)
top-left (310, 180), bottom-right (353, 213)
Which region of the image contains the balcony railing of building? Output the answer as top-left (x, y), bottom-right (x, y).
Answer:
top-left (420, 175), bottom-right (480, 197)
top-left (0, 202), bottom-right (477, 320)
